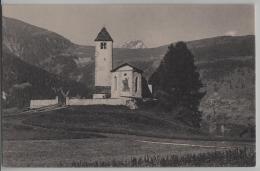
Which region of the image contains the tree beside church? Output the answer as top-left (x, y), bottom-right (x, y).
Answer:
top-left (149, 42), bottom-right (205, 128)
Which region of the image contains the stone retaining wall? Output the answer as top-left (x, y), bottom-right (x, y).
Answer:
top-left (30, 97), bottom-right (58, 109)
top-left (66, 98), bottom-right (126, 106)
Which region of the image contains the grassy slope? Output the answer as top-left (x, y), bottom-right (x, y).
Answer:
top-left (3, 105), bottom-right (254, 141)
top-left (21, 106), bottom-right (203, 139)
top-left (17, 105), bottom-right (253, 141)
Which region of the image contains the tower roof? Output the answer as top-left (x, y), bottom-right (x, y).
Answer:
top-left (95, 27), bottom-right (113, 42)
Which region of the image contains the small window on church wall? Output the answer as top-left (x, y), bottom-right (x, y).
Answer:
top-left (122, 78), bottom-right (130, 92)
top-left (114, 76), bottom-right (117, 91)
top-left (135, 77), bottom-right (138, 92)
top-left (100, 42), bottom-right (107, 49)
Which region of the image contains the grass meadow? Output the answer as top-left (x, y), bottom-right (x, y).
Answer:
top-left (2, 106), bottom-right (256, 167)
top-left (69, 147), bottom-right (255, 167)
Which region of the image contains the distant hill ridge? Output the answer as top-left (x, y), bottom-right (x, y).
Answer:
top-left (2, 16), bottom-right (254, 81)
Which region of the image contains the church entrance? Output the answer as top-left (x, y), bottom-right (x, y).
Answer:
top-left (58, 95), bottom-right (66, 106)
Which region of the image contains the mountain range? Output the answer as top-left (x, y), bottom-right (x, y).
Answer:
top-left (2, 16), bottom-right (255, 126)
top-left (120, 40), bottom-right (147, 49)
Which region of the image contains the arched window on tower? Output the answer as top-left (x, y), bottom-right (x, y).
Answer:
top-left (114, 76), bottom-right (117, 91)
top-left (135, 77), bottom-right (138, 92)
top-left (100, 42), bottom-right (107, 49)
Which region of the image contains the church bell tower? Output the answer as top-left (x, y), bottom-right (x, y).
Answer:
top-left (94, 27), bottom-right (113, 87)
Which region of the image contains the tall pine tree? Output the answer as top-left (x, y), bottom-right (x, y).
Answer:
top-left (149, 42), bottom-right (205, 128)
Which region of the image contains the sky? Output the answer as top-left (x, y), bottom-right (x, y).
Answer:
top-left (2, 4), bottom-right (255, 47)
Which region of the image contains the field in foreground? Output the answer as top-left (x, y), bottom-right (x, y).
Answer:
top-left (3, 133), bottom-right (255, 167)
top-left (70, 147), bottom-right (255, 167)
top-left (2, 106), bottom-right (255, 167)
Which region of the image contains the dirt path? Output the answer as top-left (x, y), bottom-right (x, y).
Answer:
top-left (3, 106), bottom-right (67, 118)
top-left (134, 139), bottom-right (243, 149)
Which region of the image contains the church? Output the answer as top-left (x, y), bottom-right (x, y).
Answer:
top-left (93, 27), bottom-right (143, 99)
top-left (30, 27), bottom-right (146, 109)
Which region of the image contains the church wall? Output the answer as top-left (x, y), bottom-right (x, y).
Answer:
top-left (111, 70), bottom-right (133, 98)
top-left (117, 65), bottom-right (133, 71)
top-left (95, 41), bottom-right (113, 86)
top-left (132, 72), bottom-right (142, 98)
top-left (111, 72), bottom-right (120, 98)
top-left (67, 98), bottom-right (126, 106)
top-left (30, 97), bottom-right (58, 109)
top-left (120, 70), bottom-right (133, 97)
top-left (93, 94), bottom-right (109, 99)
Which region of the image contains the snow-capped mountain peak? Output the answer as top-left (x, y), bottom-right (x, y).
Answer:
top-left (120, 40), bottom-right (147, 49)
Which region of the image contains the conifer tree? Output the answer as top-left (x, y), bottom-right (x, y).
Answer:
top-left (149, 42), bottom-right (205, 127)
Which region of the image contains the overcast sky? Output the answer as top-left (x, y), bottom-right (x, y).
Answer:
top-left (3, 4), bottom-right (255, 47)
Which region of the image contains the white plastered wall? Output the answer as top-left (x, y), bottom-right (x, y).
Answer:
top-left (132, 71), bottom-right (142, 98)
top-left (94, 41), bottom-right (113, 86)
top-left (111, 65), bottom-right (142, 98)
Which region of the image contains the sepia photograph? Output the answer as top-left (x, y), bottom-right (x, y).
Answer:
top-left (1, 3), bottom-right (256, 167)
